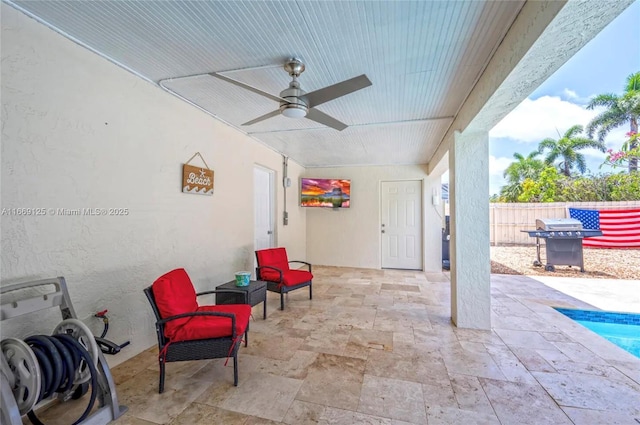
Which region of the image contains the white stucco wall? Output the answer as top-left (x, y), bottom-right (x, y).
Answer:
top-left (0, 5), bottom-right (306, 366)
top-left (304, 165), bottom-right (443, 272)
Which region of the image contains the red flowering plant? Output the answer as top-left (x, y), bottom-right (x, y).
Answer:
top-left (603, 131), bottom-right (640, 169)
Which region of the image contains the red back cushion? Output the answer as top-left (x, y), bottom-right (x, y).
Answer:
top-left (256, 248), bottom-right (290, 277)
top-left (151, 268), bottom-right (198, 338)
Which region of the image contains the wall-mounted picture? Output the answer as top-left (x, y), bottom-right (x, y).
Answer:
top-left (182, 164), bottom-right (214, 195)
top-left (301, 178), bottom-right (351, 208)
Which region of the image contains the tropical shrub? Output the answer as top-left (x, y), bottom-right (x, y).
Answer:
top-left (606, 172), bottom-right (640, 201)
top-left (494, 171), bottom-right (640, 202)
top-left (518, 167), bottom-right (560, 202)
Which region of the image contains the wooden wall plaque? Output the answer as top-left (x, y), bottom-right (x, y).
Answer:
top-left (182, 164), bottom-right (214, 195)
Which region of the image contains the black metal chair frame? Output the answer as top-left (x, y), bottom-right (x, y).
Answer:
top-left (255, 260), bottom-right (312, 310)
top-left (143, 286), bottom-right (249, 393)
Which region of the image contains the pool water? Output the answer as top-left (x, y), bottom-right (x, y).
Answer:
top-left (554, 308), bottom-right (640, 359)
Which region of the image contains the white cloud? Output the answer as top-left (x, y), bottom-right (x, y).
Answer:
top-left (490, 96), bottom-right (599, 143)
top-left (488, 155), bottom-right (511, 195)
top-left (563, 88), bottom-right (578, 100)
top-left (489, 155), bottom-right (512, 177)
top-left (560, 88), bottom-right (594, 104)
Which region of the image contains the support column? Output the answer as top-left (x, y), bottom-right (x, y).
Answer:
top-left (449, 130), bottom-right (490, 329)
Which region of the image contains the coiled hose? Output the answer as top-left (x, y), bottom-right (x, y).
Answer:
top-left (23, 334), bottom-right (98, 425)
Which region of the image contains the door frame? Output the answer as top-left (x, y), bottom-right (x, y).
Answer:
top-left (254, 164), bottom-right (277, 252)
top-left (379, 179), bottom-right (424, 270)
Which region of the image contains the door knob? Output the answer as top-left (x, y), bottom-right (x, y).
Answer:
top-left (267, 231), bottom-right (273, 235)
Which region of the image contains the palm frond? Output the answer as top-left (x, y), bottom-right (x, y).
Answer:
top-left (513, 152), bottom-right (525, 161)
top-left (587, 93), bottom-right (618, 110)
top-left (538, 138), bottom-right (557, 151)
top-left (620, 91), bottom-right (640, 117)
top-left (544, 151), bottom-right (559, 165)
top-left (572, 137), bottom-right (606, 152)
top-left (499, 182), bottom-right (522, 203)
top-left (625, 72), bottom-right (640, 92)
top-left (597, 121), bottom-right (626, 143)
top-left (587, 109), bottom-right (628, 141)
top-left (564, 124), bottom-right (584, 139)
top-left (575, 154), bottom-right (587, 174)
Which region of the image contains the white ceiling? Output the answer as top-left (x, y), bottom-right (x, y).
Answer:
top-left (9, 0), bottom-right (525, 167)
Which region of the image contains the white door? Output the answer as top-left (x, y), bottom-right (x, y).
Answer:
top-left (254, 166), bottom-right (275, 252)
top-left (381, 180), bottom-right (423, 270)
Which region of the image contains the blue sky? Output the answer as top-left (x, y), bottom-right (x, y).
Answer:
top-left (488, 1), bottom-right (640, 195)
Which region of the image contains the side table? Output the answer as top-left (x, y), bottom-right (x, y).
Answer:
top-left (215, 280), bottom-right (267, 319)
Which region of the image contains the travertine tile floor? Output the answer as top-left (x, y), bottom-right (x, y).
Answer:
top-left (43, 266), bottom-right (640, 424)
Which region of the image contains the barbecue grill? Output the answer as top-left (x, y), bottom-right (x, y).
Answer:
top-left (522, 218), bottom-right (603, 272)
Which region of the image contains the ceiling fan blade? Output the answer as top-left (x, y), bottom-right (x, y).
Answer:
top-left (304, 74), bottom-right (372, 108)
top-left (209, 72), bottom-right (287, 103)
top-left (306, 108), bottom-right (348, 131)
top-left (242, 109), bottom-right (281, 126)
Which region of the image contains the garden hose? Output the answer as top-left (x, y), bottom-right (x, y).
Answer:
top-left (24, 336), bottom-right (63, 400)
top-left (19, 334), bottom-right (98, 425)
top-left (46, 337), bottom-right (75, 393)
top-left (28, 346), bottom-right (50, 402)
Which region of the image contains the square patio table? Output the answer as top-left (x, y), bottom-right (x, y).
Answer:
top-left (215, 279), bottom-right (267, 319)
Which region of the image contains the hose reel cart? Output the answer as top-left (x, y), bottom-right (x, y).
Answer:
top-left (1, 277), bottom-right (127, 425)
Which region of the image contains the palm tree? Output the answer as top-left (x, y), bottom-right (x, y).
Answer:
top-left (538, 125), bottom-right (606, 177)
top-left (587, 72), bottom-right (640, 172)
top-left (498, 151), bottom-right (544, 202)
top-left (503, 151), bottom-right (545, 184)
top-left (499, 182), bottom-right (523, 203)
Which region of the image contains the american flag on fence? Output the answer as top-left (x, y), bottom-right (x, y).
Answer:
top-left (568, 208), bottom-right (640, 248)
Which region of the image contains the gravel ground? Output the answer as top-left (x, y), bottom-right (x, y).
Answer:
top-left (491, 245), bottom-right (640, 280)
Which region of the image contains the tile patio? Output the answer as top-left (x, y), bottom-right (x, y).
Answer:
top-left (38, 266), bottom-right (640, 424)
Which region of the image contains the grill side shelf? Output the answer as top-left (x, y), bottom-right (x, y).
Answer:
top-left (521, 230), bottom-right (603, 238)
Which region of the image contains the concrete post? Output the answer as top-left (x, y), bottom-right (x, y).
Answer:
top-left (449, 130), bottom-right (491, 329)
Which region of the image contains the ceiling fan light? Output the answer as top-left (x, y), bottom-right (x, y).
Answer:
top-left (281, 104), bottom-right (307, 119)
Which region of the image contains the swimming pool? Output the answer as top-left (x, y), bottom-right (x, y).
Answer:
top-left (554, 308), bottom-right (640, 359)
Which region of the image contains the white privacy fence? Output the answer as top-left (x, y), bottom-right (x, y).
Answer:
top-left (489, 201), bottom-right (640, 245)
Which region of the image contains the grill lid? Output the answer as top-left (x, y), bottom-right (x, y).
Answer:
top-left (536, 218), bottom-right (583, 231)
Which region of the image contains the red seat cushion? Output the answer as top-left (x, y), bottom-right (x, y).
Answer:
top-left (281, 270), bottom-right (313, 287)
top-left (169, 304), bottom-right (251, 342)
top-left (152, 269), bottom-right (198, 338)
top-left (256, 248), bottom-right (290, 274)
top-left (260, 268), bottom-right (313, 286)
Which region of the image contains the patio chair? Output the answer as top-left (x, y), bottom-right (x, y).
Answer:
top-left (143, 268), bottom-right (251, 393)
top-left (255, 247), bottom-right (313, 310)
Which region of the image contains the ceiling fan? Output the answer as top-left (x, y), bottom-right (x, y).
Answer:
top-left (210, 59), bottom-right (372, 131)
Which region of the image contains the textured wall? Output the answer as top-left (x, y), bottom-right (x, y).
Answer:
top-left (304, 165), bottom-right (443, 272)
top-left (0, 5), bottom-right (306, 366)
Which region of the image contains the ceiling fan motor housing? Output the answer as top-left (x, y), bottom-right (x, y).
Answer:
top-left (211, 57), bottom-right (369, 129)
top-left (284, 59), bottom-right (305, 77)
top-left (279, 81), bottom-right (308, 118)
